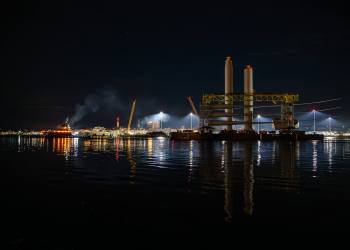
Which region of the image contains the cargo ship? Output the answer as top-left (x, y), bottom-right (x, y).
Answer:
top-left (43, 119), bottom-right (72, 137)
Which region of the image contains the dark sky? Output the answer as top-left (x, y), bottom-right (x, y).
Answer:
top-left (1, 0), bottom-right (349, 129)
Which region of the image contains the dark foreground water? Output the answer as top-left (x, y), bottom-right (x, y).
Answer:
top-left (2, 136), bottom-right (350, 246)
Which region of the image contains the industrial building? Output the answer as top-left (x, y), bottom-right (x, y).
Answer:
top-left (146, 121), bottom-right (161, 130)
top-left (199, 56), bottom-right (299, 133)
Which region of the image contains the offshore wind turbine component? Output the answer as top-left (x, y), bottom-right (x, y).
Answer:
top-left (225, 56), bottom-right (234, 130)
top-left (244, 65), bottom-right (253, 131)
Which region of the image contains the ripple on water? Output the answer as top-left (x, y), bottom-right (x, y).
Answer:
top-left (2, 136), bottom-right (350, 224)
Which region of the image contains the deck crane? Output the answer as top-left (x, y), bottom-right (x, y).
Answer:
top-left (127, 99), bottom-right (136, 133)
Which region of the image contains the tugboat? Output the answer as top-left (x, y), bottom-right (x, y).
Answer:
top-left (43, 118), bottom-right (72, 137)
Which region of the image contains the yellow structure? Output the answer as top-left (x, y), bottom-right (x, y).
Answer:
top-left (200, 93), bottom-right (299, 131)
top-left (127, 99), bottom-right (136, 133)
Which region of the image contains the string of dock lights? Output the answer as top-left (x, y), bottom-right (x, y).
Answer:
top-left (141, 112), bottom-right (199, 130)
top-left (312, 109), bottom-right (332, 133)
top-left (142, 110), bottom-right (337, 132)
top-left (305, 109), bottom-right (338, 132)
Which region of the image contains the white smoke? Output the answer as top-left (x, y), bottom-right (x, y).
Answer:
top-left (70, 89), bottom-right (125, 126)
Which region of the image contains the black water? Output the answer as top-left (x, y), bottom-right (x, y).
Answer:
top-left (3, 137), bottom-right (350, 246)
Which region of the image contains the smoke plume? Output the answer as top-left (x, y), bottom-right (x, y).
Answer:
top-left (70, 88), bottom-right (125, 126)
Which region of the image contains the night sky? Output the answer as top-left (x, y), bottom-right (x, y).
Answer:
top-left (1, 0), bottom-right (349, 129)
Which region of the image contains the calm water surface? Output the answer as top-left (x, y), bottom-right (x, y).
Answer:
top-left (3, 136), bottom-right (350, 238)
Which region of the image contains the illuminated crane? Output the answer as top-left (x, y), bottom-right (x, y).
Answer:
top-left (127, 99), bottom-right (136, 133)
top-left (187, 96), bottom-right (199, 116)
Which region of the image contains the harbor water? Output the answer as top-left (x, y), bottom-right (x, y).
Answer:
top-left (3, 136), bottom-right (350, 244)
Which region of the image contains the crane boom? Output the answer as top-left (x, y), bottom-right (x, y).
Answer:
top-left (127, 99), bottom-right (136, 132)
top-left (187, 96), bottom-right (199, 116)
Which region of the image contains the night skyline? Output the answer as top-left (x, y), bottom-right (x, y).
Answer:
top-left (2, 0), bottom-right (349, 129)
top-left (4, 1), bottom-right (350, 243)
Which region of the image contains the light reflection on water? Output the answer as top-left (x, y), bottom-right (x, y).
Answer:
top-left (2, 136), bottom-right (350, 224)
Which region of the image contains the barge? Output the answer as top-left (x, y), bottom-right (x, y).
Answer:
top-left (170, 129), bottom-right (324, 141)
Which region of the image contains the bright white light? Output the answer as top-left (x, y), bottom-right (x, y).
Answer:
top-left (190, 112), bottom-right (193, 116)
top-left (257, 115), bottom-right (261, 118)
top-left (159, 112), bottom-right (164, 129)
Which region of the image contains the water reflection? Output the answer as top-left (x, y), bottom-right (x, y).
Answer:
top-left (52, 138), bottom-right (79, 160)
top-left (296, 141), bottom-right (300, 162)
top-left (312, 140), bottom-right (318, 174)
top-left (220, 141), bottom-right (255, 221)
top-left (147, 138), bottom-right (153, 156)
top-left (17, 135), bottom-right (21, 152)
top-left (324, 138), bottom-right (335, 173)
top-left (272, 141), bottom-right (276, 164)
top-left (126, 139), bottom-right (137, 179)
top-left (154, 137), bottom-right (166, 165)
top-left (16, 136), bottom-right (46, 152)
top-left (2, 136), bottom-right (349, 224)
top-left (115, 137), bottom-right (120, 162)
top-left (278, 142), bottom-right (299, 192)
top-left (243, 142), bottom-right (254, 216)
top-left (257, 140), bottom-right (261, 167)
top-left (188, 140), bottom-right (194, 183)
top-left (199, 142), bottom-right (222, 188)
top-left (223, 141), bottom-right (234, 222)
